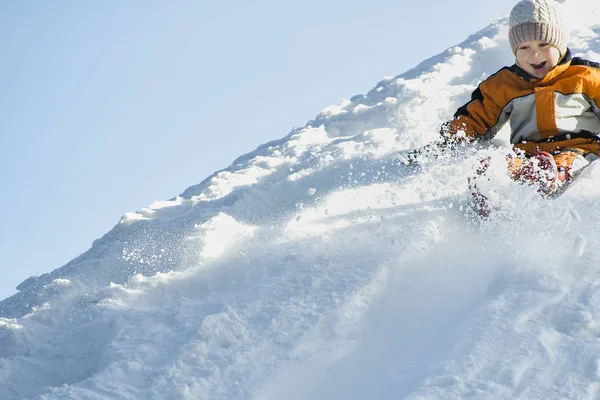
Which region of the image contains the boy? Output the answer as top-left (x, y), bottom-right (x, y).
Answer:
top-left (442, 0), bottom-right (600, 196)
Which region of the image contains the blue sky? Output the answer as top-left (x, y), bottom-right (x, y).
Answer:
top-left (0, 0), bottom-right (517, 301)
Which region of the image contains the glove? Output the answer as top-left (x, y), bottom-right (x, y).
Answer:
top-left (403, 122), bottom-right (462, 164)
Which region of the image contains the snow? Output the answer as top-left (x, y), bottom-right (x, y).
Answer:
top-left (2, 0), bottom-right (600, 398)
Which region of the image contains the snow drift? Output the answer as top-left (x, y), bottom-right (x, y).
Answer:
top-left (2, 1), bottom-right (600, 398)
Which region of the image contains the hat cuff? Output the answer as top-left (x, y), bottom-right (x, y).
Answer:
top-left (509, 21), bottom-right (567, 55)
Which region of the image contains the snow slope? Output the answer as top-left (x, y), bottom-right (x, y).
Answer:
top-left (2, 1), bottom-right (600, 398)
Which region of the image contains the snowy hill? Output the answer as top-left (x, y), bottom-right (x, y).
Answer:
top-left (2, 1), bottom-right (600, 398)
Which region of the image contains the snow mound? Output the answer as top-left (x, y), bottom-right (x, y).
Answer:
top-left (2, 0), bottom-right (600, 398)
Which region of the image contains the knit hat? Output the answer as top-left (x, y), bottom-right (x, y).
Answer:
top-left (508, 0), bottom-right (567, 56)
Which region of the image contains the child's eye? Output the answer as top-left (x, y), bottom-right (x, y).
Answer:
top-left (519, 46), bottom-right (530, 50)
top-left (539, 43), bottom-right (549, 47)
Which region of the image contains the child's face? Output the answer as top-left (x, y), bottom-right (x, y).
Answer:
top-left (515, 40), bottom-right (561, 79)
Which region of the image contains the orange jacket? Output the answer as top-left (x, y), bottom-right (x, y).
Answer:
top-left (446, 49), bottom-right (600, 155)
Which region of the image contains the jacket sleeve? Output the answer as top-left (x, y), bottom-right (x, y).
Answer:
top-left (442, 73), bottom-right (510, 141)
top-left (571, 58), bottom-right (600, 118)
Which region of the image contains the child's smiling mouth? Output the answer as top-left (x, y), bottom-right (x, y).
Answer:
top-left (531, 61), bottom-right (547, 70)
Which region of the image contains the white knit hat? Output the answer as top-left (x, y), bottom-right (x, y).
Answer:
top-left (508, 0), bottom-right (567, 55)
